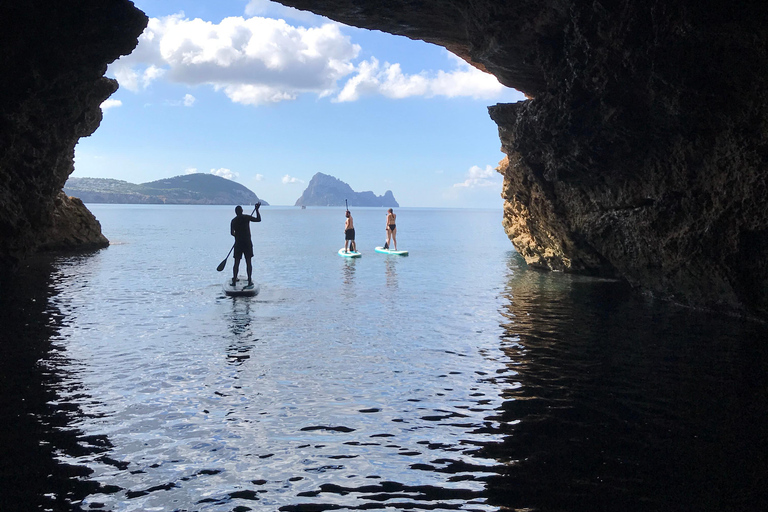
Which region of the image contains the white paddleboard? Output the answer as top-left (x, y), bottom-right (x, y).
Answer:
top-left (338, 248), bottom-right (362, 258)
top-left (223, 278), bottom-right (259, 296)
top-left (375, 246), bottom-right (408, 256)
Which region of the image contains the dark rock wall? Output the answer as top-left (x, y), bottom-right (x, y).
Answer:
top-left (489, 1), bottom-right (768, 317)
top-left (0, 1), bottom-right (147, 267)
top-left (278, 0), bottom-right (768, 317)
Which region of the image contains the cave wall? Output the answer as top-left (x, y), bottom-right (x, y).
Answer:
top-left (0, 1), bottom-right (147, 268)
top-left (277, 0), bottom-right (768, 317)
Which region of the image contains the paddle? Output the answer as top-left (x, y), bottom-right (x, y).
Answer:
top-left (216, 203), bottom-right (258, 271)
top-left (216, 245), bottom-right (234, 272)
top-left (345, 198), bottom-right (348, 212)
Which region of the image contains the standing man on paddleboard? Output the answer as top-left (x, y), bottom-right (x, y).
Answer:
top-left (231, 203), bottom-right (261, 286)
top-left (344, 210), bottom-right (357, 253)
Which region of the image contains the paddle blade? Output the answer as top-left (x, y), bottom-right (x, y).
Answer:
top-left (216, 258), bottom-right (227, 272)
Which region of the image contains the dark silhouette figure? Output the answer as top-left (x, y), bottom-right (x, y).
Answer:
top-left (231, 203), bottom-right (261, 286)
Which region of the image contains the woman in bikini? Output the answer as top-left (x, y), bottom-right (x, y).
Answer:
top-left (384, 208), bottom-right (397, 250)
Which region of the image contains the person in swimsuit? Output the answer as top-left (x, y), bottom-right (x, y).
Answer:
top-left (344, 210), bottom-right (356, 253)
top-left (230, 202), bottom-right (261, 286)
top-left (384, 208), bottom-right (397, 250)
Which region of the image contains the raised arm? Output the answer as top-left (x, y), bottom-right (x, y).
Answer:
top-left (251, 202), bottom-right (261, 222)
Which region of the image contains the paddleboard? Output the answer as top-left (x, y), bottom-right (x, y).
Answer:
top-left (375, 246), bottom-right (409, 256)
top-left (223, 278), bottom-right (259, 297)
top-left (338, 248), bottom-right (362, 258)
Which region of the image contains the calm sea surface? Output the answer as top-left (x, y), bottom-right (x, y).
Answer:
top-left (1, 205), bottom-right (767, 512)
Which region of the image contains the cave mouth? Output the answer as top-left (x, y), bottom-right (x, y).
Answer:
top-left (3, 0), bottom-right (768, 318)
top-left (72, 1), bottom-right (524, 210)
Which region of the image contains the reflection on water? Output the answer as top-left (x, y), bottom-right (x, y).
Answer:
top-left (0, 258), bottom-right (116, 511)
top-left (226, 299), bottom-right (255, 366)
top-left (342, 258), bottom-right (357, 298)
top-left (385, 258), bottom-right (399, 290)
top-left (481, 254), bottom-right (768, 511)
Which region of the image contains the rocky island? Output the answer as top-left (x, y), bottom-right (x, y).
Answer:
top-left (295, 172), bottom-right (399, 207)
top-left (65, 173), bottom-right (268, 205)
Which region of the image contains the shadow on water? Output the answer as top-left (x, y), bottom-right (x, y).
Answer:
top-left (0, 256), bottom-right (118, 511)
top-left (481, 253), bottom-right (768, 511)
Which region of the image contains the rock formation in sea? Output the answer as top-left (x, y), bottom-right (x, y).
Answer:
top-left (295, 172), bottom-right (399, 207)
top-left (36, 192), bottom-right (109, 252)
top-left (65, 174), bottom-right (269, 205)
top-left (1, 1), bottom-right (767, 318)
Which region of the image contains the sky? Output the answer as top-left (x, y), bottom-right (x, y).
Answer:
top-left (73, 0), bottom-right (526, 207)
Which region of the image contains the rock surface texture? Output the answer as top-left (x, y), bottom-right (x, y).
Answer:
top-left (0, 1), bottom-right (147, 267)
top-left (37, 192), bottom-right (109, 252)
top-left (278, 0), bottom-right (768, 318)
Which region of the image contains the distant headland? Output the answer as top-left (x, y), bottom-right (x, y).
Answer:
top-left (64, 173), bottom-right (268, 205)
top-left (295, 172), bottom-right (398, 207)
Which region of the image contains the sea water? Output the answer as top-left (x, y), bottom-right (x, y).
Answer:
top-left (0, 205), bottom-right (766, 512)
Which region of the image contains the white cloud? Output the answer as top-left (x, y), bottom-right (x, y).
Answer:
top-left (109, 13), bottom-right (510, 107)
top-left (110, 14), bottom-right (359, 106)
top-left (164, 93), bottom-right (197, 107)
top-left (100, 98), bottom-right (123, 111)
top-left (335, 54), bottom-right (505, 102)
top-left (254, 174), bottom-right (265, 181)
top-left (282, 174), bottom-right (304, 184)
top-left (211, 168), bottom-right (240, 180)
top-left (453, 165), bottom-right (500, 188)
top-left (185, 167), bottom-right (198, 174)
top-left (113, 64), bottom-right (165, 92)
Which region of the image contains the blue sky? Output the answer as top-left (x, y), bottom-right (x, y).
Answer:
top-left (73, 0), bottom-right (525, 207)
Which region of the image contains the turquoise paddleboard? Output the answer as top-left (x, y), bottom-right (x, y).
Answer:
top-left (338, 248), bottom-right (362, 258)
top-left (375, 246), bottom-right (409, 256)
top-left (223, 278), bottom-right (259, 296)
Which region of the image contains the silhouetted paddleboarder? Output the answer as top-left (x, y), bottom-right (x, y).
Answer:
top-left (230, 202), bottom-right (261, 286)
